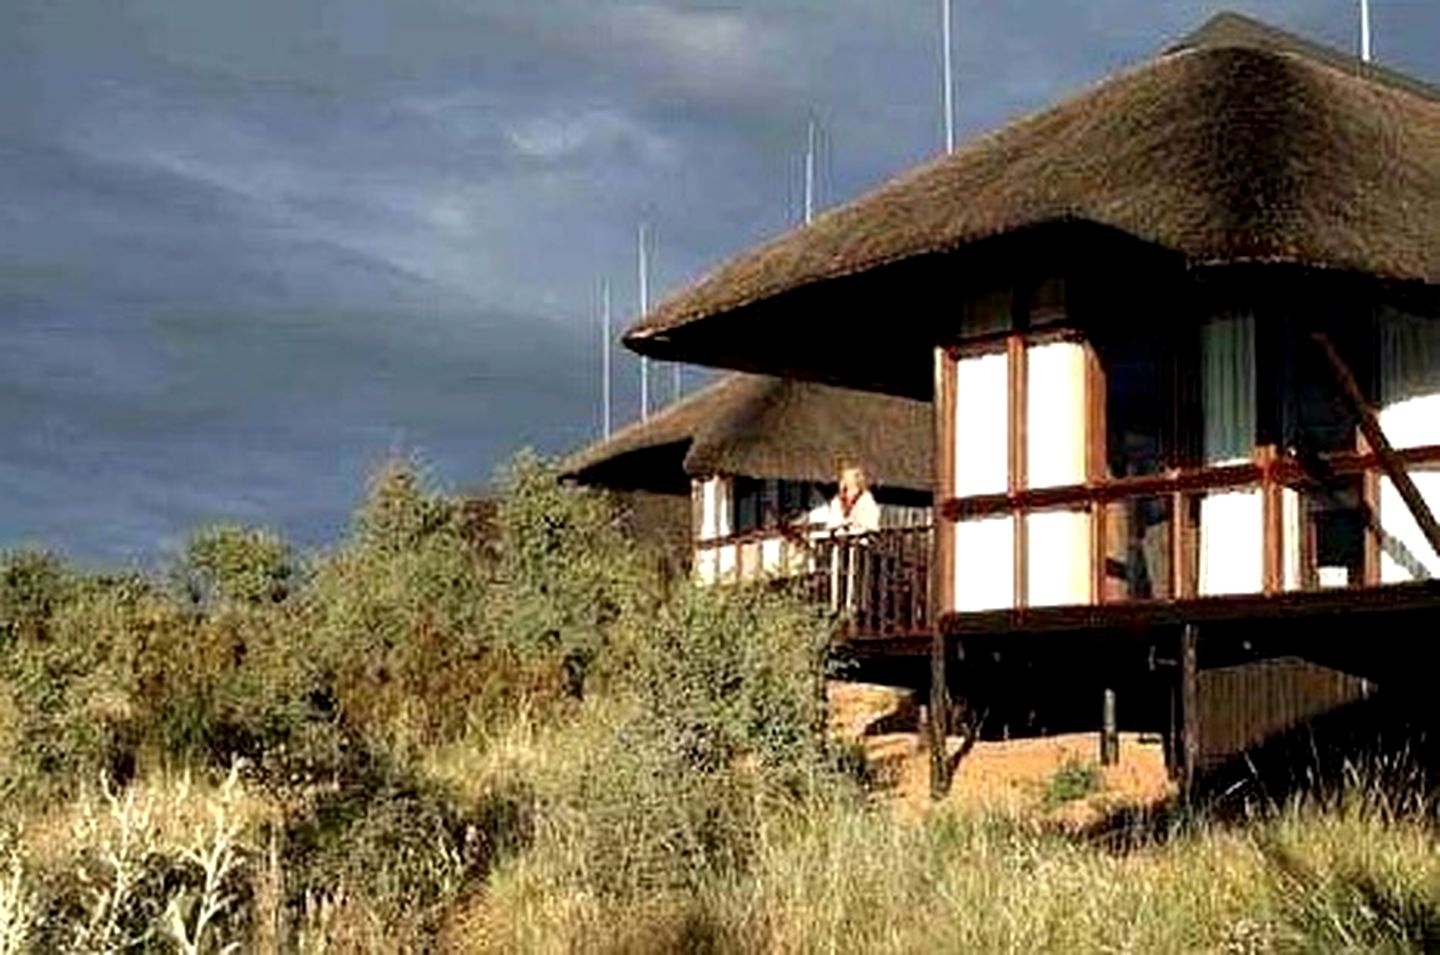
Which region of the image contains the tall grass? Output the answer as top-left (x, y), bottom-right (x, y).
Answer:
top-left (0, 453), bottom-right (1437, 951)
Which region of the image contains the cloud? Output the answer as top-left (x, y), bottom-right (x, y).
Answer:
top-left (603, 4), bottom-right (793, 103)
top-left (506, 108), bottom-right (678, 165)
top-left (2, 0), bottom-right (1438, 562)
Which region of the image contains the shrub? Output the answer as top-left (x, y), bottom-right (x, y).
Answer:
top-left (282, 767), bottom-right (482, 935)
top-left (489, 450), bottom-right (655, 691)
top-left (0, 551), bottom-right (70, 648)
top-left (302, 459), bottom-right (496, 755)
top-left (1042, 757), bottom-right (1103, 809)
top-left (178, 525), bottom-right (296, 608)
top-left (526, 583), bottom-right (850, 897)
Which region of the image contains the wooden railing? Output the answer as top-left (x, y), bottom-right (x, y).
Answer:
top-left (693, 525), bottom-right (933, 639)
top-left (808, 526), bottom-right (933, 639)
top-left (935, 441), bottom-right (1440, 611)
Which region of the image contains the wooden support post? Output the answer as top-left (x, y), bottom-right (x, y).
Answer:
top-left (929, 632), bottom-right (951, 800)
top-left (1180, 624), bottom-right (1199, 799)
top-left (1360, 430), bottom-right (1382, 586)
top-left (1314, 332), bottom-right (1440, 563)
top-left (1100, 688), bottom-right (1119, 766)
top-left (1257, 445), bottom-right (1284, 595)
top-left (1009, 335), bottom-right (1028, 609)
top-left (1086, 344), bottom-right (1108, 604)
top-left (930, 347), bottom-right (957, 801)
top-left (1171, 490), bottom-right (1196, 600)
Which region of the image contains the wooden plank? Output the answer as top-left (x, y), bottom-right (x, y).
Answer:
top-left (940, 461), bottom-right (1264, 520)
top-left (935, 576), bottom-right (1440, 637)
top-left (1314, 332), bottom-right (1440, 563)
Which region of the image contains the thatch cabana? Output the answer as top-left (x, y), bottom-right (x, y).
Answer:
top-left (624, 13), bottom-right (1440, 398)
top-left (612, 12), bottom-right (1440, 792)
top-left (562, 373), bottom-right (931, 499)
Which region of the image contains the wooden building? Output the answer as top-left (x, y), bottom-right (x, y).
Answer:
top-left (621, 13), bottom-right (1440, 794)
top-left (563, 374), bottom-right (933, 634)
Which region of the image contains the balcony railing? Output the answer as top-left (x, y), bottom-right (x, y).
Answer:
top-left (936, 440), bottom-right (1440, 614)
top-left (808, 527), bottom-right (932, 638)
top-left (693, 524), bottom-right (933, 639)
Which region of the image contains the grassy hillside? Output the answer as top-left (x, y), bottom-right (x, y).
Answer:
top-left (0, 455), bottom-right (1437, 952)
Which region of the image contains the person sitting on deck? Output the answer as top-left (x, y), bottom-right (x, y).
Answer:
top-left (826, 464), bottom-right (880, 536)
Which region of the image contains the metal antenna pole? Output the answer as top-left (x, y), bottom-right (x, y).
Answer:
top-left (638, 222), bottom-right (649, 420)
top-left (601, 279), bottom-right (612, 439)
top-left (942, 0), bottom-right (955, 153)
top-left (804, 117), bottom-right (817, 224)
top-left (1360, 0), bottom-right (1372, 63)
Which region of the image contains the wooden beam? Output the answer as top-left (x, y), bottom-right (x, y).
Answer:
top-left (1086, 343), bottom-right (1108, 604)
top-left (930, 347), bottom-right (956, 800)
top-left (938, 444), bottom-right (1440, 523)
top-left (933, 576), bottom-right (1440, 637)
top-left (1360, 430), bottom-right (1382, 585)
top-left (1314, 332), bottom-right (1440, 564)
top-left (1171, 490), bottom-right (1197, 600)
top-left (1257, 445), bottom-right (1283, 595)
top-left (934, 348), bottom-right (957, 619)
top-left (1009, 335), bottom-right (1028, 609)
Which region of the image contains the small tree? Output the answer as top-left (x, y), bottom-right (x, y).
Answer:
top-left (180, 526), bottom-right (294, 607)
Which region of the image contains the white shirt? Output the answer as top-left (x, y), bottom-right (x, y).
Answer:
top-left (825, 490), bottom-right (880, 535)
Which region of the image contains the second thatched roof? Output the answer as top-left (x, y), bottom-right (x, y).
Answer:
top-left (561, 374), bottom-right (931, 494)
top-left (626, 14), bottom-right (1440, 369)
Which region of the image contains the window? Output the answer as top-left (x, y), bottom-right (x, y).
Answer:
top-left (1200, 313), bottom-right (1257, 465)
top-left (731, 478), bottom-right (826, 535)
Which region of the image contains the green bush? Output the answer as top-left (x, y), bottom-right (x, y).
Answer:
top-left (488, 450), bottom-right (656, 691)
top-left (1042, 757), bottom-right (1103, 808)
top-left (178, 525), bottom-right (296, 607)
top-left (536, 583), bottom-right (850, 896)
top-left (0, 550), bottom-right (71, 647)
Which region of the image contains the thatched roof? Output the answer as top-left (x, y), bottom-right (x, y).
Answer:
top-left (626, 13), bottom-right (1440, 376)
top-left (561, 374), bottom-right (931, 493)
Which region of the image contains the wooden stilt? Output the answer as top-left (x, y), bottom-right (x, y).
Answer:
top-left (1180, 624), bottom-right (1199, 799)
top-left (1100, 687), bottom-right (1119, 766)
top-left (929, 631), bottom-right (950, 800)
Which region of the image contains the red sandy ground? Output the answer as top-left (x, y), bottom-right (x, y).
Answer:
top-left (828, 682), bottom-right (1176, 825)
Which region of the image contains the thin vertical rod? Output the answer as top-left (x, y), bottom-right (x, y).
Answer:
top-left (638, 222), bottom-right (649, 420)
top-left (1360, 0), bottom-right (1372, 63)
top-left (942, 0), bottom-right (955, 153)
top-left (804, 118), bottom-right (817, 224)
top-left (601, 279), bottom-right (612, 439)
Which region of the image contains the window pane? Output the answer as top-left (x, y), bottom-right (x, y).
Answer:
top-left (954, 516), bottom-right (1013, 611)
top-left (1027, 509), bottom-right (1090, 606)
top-left (954, 352), bottom-right (1009, 496)
top-left (1027, 341), bottom-right (1087, 488)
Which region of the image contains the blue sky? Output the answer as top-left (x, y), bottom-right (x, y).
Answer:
top-left (2, 0), bottom-right (1435, 565)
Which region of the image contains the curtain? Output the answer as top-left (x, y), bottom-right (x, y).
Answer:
top-left (1201, 312), bottom-right (1257, 464)
top-left (1379, 306), bottom-right (1440, 407)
